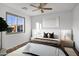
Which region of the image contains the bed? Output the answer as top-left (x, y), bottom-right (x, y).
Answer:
top-left (23, 29), bottom-right (73, 56)
top-left (23, 42), bottom-right (66, 56)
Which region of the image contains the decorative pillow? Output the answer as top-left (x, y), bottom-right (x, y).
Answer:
top-left (49, 33), bottom-right (54, 38)
top-left (43, 32), bottom-right (48, 38)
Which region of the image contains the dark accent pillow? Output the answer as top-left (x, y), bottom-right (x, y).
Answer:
top-left (49, 33), bottom-right (54, 38)
top-left (43, 32), bottom-right (48, 38)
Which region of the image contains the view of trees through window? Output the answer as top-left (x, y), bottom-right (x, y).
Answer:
top-left (6, 12), bottom-right (25, 33)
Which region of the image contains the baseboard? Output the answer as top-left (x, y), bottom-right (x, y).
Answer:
top-left (6, 42), bottom-right (28, 54)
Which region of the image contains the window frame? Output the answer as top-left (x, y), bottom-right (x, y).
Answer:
top-left (6, 12), bottom-right (25, 34)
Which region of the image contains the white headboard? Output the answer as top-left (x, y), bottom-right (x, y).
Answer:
top-left (32, 29), bottom-right (60, 39)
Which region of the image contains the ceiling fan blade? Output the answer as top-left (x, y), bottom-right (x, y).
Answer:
top-left (30, 4), bottom-right (38, 8)
top-left (39, 3), bottom-right (47, 8)
top-left (32, 9), bottom-right (39, 11)
top-left (41, 9), bottom-right (44, 13)
top-left (43, 8), bottom-right (52, 10)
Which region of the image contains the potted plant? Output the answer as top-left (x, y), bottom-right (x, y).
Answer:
top-left (0, 17), bottom-right (8, 55)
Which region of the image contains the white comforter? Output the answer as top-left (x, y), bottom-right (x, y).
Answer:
top-left (23, 43), bottom-right (65, 56)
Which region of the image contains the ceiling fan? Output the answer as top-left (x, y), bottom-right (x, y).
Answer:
top-left (30, 3), bottom-right (52, 13)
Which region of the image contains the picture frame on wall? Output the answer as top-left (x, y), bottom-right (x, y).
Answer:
top-left (43, 16), bottom-right (60, 28)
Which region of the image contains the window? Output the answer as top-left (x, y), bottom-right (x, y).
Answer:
top-left (6, 12), bottom-right (25, 34)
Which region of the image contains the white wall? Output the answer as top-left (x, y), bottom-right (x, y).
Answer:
top-left (73, 4), bottom-right (79, 52)
top-left (31, 11), bottom-right (73, 38)
top-left (0, 4), bottom-right (31, 49)
top-left (31, 11), bottom-right (73, 29)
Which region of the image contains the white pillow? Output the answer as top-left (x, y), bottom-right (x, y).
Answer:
top-left (32, 32), bottom-right (43, 38)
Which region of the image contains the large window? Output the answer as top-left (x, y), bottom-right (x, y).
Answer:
top-left (6, 12), bottom-right (25, 34)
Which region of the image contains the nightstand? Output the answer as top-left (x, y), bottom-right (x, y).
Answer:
top-left (60, 40), bottom-right (73, 47)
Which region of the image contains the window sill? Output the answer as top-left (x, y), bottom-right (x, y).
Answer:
top-left (6, 32), bottom-right (25, 35)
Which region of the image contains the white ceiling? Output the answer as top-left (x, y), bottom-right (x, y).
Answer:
top-left (3, 3), bottom-right (76, 16)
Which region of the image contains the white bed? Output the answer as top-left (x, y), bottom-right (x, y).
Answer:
top-left (23, 42), bottom-right (66, 56)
